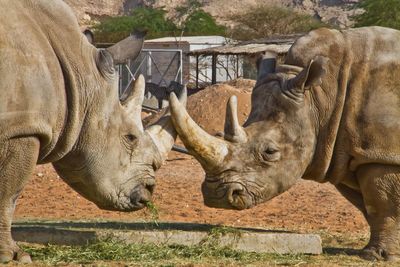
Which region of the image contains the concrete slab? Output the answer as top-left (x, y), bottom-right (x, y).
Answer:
top-left (12, 221), bottom-right (322, 254)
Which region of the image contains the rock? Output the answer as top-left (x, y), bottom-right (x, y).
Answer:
top-left (64, 0), bottom-right (361, 29)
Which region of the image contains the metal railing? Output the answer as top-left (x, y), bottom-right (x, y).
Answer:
top-left (117, 49), bottom-right (183, 97)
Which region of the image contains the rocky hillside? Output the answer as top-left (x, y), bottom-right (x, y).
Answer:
top-left (65, 0), bottom-right (361, 29)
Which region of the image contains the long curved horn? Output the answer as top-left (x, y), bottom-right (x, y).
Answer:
top-left (224, 95), bottom-right (247, 143)
top-left (169, 92), bottom-right (229, 171)
top-left (122, 74), bottom-right (145, 132)
top-left (146, 86), bottom-right (187, 162)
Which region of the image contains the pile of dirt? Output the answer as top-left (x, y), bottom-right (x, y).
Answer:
top-left (187, 78), bottom-right (255, 135)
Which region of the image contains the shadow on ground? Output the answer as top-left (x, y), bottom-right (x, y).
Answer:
top-left (323, 247), bottom-right (362, 257)
top-left (13, 221), bottom-right (291, 233)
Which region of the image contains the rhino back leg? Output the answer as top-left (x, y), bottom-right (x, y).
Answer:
top-left (357, 164), bottom-right (400, 261)
top-left (0, 137), bottom-right (39, 263)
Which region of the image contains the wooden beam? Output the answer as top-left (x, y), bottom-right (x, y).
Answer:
top-left (211, 54), bottom-right (217, 84)
top-left (196, 55), bottom-right (199, 89)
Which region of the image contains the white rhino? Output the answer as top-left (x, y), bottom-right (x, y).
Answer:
top-left (0, 0), bottom-right (185, 263)
top-left (170, 26), bottom-right (400, 261)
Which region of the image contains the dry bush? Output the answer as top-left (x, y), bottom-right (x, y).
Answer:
top-left (228, 5), bottom-right (327, 40)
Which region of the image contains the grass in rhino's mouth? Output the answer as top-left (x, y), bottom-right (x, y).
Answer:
top-left (145, 201), bottom-right (159, 225)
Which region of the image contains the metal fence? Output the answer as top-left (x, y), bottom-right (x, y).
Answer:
top-left (117, 49), bottom-right (183, 98)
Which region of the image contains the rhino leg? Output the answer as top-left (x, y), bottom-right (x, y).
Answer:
top-left (357, 164), bottom-right (400, 261)
top-left (0, 137), bottom-right (39, 263)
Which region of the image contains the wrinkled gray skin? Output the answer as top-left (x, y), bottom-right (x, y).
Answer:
top-left (0, 0), bottom-right (185, 263)
top-left (170, 26), bottom-right (400, 261)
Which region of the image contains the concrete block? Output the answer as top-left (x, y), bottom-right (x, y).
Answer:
top-left (12, 221), bottom-right (322, 255)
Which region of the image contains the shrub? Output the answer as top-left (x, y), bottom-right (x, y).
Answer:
top-left (354, 0), bottom-right (400, 29)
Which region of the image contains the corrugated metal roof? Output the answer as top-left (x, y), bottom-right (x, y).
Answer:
top-left (146, 36), bottom-right (232, 45)
top-left (188, 43), bottom-right (292, 56)
top-left (187, 33), bottom-right (302, 56)
top-left (240, 33), bottom-right (303, 45)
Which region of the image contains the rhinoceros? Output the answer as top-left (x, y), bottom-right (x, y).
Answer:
top-left (170, 26), bottom-right (400, 261)
top-left (0, 0), bottom-right (185, 263)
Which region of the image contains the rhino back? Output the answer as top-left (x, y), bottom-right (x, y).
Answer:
top-left (0, 0), bottom-right (100, 163)
top-left (287, 27), bottom-right (400, 184)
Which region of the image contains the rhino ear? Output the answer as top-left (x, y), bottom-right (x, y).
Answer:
top-left (289, 56), bottom-right (328, 93)
top-left (106, 30), bottom-right (145, 64)
top-left (96, 49), bottom-right (115, 79)
top-left (83, 29), bottom-right (94, 44)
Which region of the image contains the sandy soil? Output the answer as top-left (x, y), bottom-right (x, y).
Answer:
top-left (15, 155), bottom-right (368, 234)
top-left (14, 79), bottom-right (369, 235)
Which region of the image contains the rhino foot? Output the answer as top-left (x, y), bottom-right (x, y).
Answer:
top-left (0, 245), bottom-right (32, 264)
top-left (361, 246), bottom-right (400, 261)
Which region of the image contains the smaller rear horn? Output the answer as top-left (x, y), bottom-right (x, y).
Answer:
top-left (224, 96), bottom-right (247, 143)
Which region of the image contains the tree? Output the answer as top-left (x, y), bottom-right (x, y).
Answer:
top-left (173, 0), bottom-right (226, 37)
top-left (183, 10), bottom-right (226, 36)
top-left (354, 0), bottom-right (400, 29)
top-left (94, 7), bottom-right (177, 43)
top-left (174, 0), bottom-right (203, 29)
top-left (94, 3), bottom-right (227, 43)
top-left (228, 5), bottom-right (326, 41)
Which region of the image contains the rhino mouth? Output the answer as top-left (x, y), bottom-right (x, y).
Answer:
top-left (201, 181), bottom-right (254, 210)
top-left (108, 177), bottom-right (155, 211)
top-left (78, 174), bottom-right (154, 212)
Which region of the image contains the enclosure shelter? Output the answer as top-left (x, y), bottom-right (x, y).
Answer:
top-left (113, 36), bottom-right (230, 96)
top-left (188, 33), bottom-right (302, 87)
top-left (97, 34), bottom-right (301, 110)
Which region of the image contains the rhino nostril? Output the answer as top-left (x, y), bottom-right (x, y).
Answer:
top-left (231, 188), bottom-right (243, 197)
top-left (227, 184), bottom-right (245, 205)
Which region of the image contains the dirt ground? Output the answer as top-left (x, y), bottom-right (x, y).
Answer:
top-left (14, 79), bottom-right (369, 236)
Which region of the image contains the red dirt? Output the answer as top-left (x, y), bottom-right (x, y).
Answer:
top-left (14, 79), bottom-right (368, 235)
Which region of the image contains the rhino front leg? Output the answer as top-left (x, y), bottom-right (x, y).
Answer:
top-left (357, 164), bottom-right (400, 261)
top-left (0, 137), bottom-right (39, 263)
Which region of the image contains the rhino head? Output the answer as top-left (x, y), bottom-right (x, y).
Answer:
top-left (170, 52), bottom-right (327, 210)
top-left (52, 32), bottom-right (186, 211)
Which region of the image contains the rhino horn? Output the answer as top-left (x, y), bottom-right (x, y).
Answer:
top-left (224, 95), bottom-right (247, 143)
top-left (169, 92), bottom-right (229, 171)
top-left (146, 86), bottom-right (187, 162)
top-left (257, 51), bottom-right (277, 80)
top-left (106, 30), bottom-right (146, 64)
top-left (122, 74), bottom-right (146, 132)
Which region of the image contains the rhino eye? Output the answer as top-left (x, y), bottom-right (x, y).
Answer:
top-left (260, 146), bottom-right (280, 162)
top-left (266, 146), bottom-right (279, 154)
top-left (125, 134), bottom-right (137, 142)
